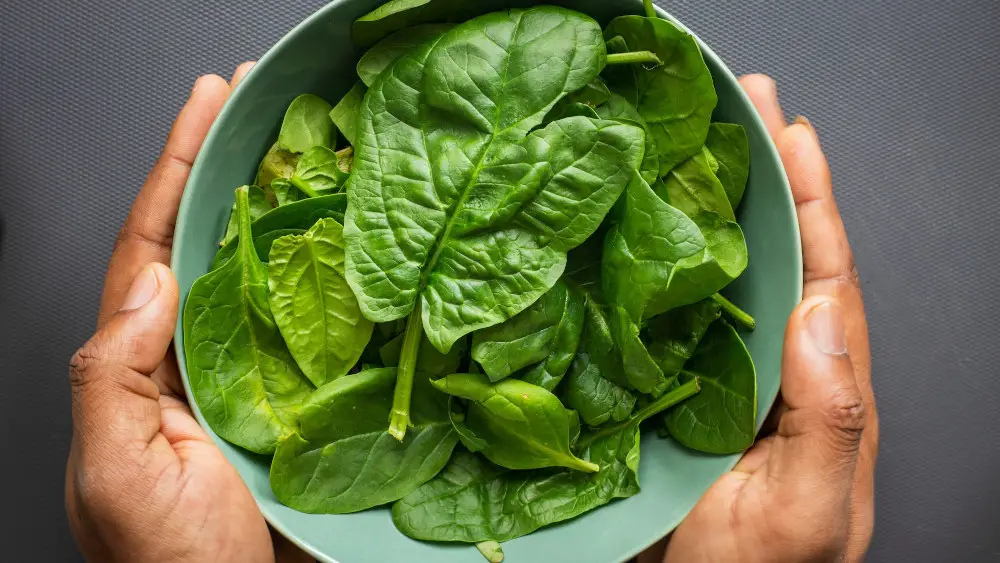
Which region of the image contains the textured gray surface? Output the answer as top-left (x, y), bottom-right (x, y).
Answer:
top-left (1, 0), bottom-right (998, 561)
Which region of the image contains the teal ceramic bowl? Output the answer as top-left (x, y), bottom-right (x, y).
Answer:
top-left (171, 1), bottom-right (801, 561)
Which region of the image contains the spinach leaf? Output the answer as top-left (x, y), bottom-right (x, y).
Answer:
top-left (270, 178), bottom-right (303, 207)
top-left (268, 218), bottom-right (373, 386)
top-left (664, 320), bottom-right (756, 454)
top-left (255, 142), bottom-right (299, 190)
top-left (431, 373), bottom-right (598, 472)
top-left (568, 77), bottom-right (612, 107)
top-left (360, 319), bottom-right (407, 365)
top-left (392, 427), bottom-right (641, 542)
top-left (602, 16), bottom-right (716, 175)
top-left (345, 7), bottom-right (643, 438)
top-left (183, 187), bottom-right (314, 454)
top-left (211, 194), bottom-right (348, 269)
top-left (562, 298), bottom-right (636, 426)
top-left (475, 541), bottom-right (504, 563)
top-left (378, 331), bottom-right (467, 378)
top-left (595, 92), bottom-right (660, 185)
top-left (643, 298), bottom-right (721, 379)
top-left (219, 185), bottom-right (271, 246)
top-left (278, 94), bottom-right (335, 153)
top-left (602, 170), bottom-right (745, 324)
top-left (356, 24), bottom-right (454, 87)
top-left (269, 367), bottom-right (459, 513)
top-left (609, 305), bottom-right (666, 394)
top-left (471, 280), bottom-right (582, 384)
top-left (352, 0), bottom-right (474, 47)
top-left (705, 123), bottom-right (750, 210)
top-left (329, 82), bottom-right (366, 147)
top-left (290, 146), bottom-right (349, 196)
top-left (517, 283), bottom-right (585, 392)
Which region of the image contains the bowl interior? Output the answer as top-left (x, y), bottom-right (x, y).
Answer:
top-left (171, 1), bottom-right (801, 561)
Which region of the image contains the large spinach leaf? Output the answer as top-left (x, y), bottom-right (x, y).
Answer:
top-left (356, 24), bottom-right (454, 87)
top-left (345, 7), bottom-right (644, 438)
top-left (602, 170), bottom-right (745, 324)
top-left (268, 218), bottom-right (373, 386)
top-left (664, 320), bottom-right (756, 454)
top-left (211, 194), bottom-right (347, 269)
top-left (431, 373), bottom-right (598, 472)
top-left (183, 187), bottom-right (314, 454)
top-left (602, 15), bottom-right (716, 175)
top-left (269, 367), bottom-right (459, 513)
top-left (705, 123), bottom-right (750, 210)
top-left (391, 378), bottom-right (699, 542)
top-left (471, 279), bottom-right (583, 387)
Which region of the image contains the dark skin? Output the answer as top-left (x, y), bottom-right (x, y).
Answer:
top-left (66, 66), bottom-right (875, 562)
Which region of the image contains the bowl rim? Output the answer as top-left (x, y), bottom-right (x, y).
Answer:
top-left (171, 2), bottom-right (802, 562)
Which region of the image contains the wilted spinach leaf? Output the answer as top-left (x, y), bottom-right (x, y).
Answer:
top-left (329, 82), bottom-right (366, 147)
top-left (705, 122), bottom-right (750, 210)
top-left (602, 15), bottom-right (716, 174)
top-left (255, 143), bottom-right (299, 191)
top-left (183, 187), bottom-right (314, 454)
top-left (432, 373), bottom-right (598, 472)
top-left (664, 320), bottom-right (756, 454)
top-left (269, 367), bottom-right (458, 513)
top-left (356, 24), bottom-right (454, 87)
top-left (268, 218), bottom-right (373, 386)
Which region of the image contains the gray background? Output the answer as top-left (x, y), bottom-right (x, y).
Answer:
top-left (1, 0), bottom-right (998, 560)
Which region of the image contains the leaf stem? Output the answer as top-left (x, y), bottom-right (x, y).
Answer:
top-left (605, 51), bottom-right (662, 66)
top-left (643, 0), bottom-right (657, 18)
top-left (389, 302), bottom-right (424, 441)
top-left (711, 293), bottom-right (756, 331)
top-left (290, 176), bottom-right (319, 198)
top-left (576, 378), bottom-right (701, 449)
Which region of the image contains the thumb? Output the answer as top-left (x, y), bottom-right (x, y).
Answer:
top-left (768, 295), bottom-right (866, 505)
top-left (69, 263), bottom-right (179, 450)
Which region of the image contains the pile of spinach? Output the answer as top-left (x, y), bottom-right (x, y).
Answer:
top-left (182, 0), bottom-right (759, 557)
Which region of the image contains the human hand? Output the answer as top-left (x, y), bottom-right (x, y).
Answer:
top-left (641, 75), bottom-right (878, 563)
top-left (65, 63), bottom-right (312, 563)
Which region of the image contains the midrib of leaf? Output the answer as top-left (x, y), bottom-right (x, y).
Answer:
top-left (679, 368), bottom-right (750, 403)
top-left (304, 235), bottom-right (329, 377)
top-left (488, 400), bottom-right (591, 470)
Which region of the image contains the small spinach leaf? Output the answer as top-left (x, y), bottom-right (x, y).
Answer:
top-left (475, 541), bottom-right (504, 563)
top-left (356, 24), bottom-right (454, 87)
top-left (595, 92), bottom-right (660, 185)
top-left (664, 320), bottom-right (756, 454)
top-left (271, 178), bottom-right (303, 207)
top-left (431, 373), bottom-right (599, 472)
top-left (269, 367), bottom-right (458, 513)
top-left (705, 123), bottom-right (750, 210)
top-left (220, 185), bottom-right (271, 246)
top-left (643, 298), bottom-right (721, 379)
top-left (602, 170), bottom-right (745, 323)
top-left (278, 94), bottom-right (335, 153)
top-left (471, 280), bottom-right (582, 384)
top-left (602, 15), bottom-right (716, 174)
top-left (211, 194), bottom-right (348, 269)
top-left (352, 0), bottom-right (474, 47)
top-left (291, 146), bottom-right (349, 196)
top-left (183, 187), bottom-right (314, 454)
top-left (268, 218), bottom-right (374, 386)
top-left (329, 82), bottom-right (366, 147)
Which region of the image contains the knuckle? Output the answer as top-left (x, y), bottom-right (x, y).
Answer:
top-left (825, 385), bottom-right (867, 448)
top-left (69, 339), bottom-right (107, 388)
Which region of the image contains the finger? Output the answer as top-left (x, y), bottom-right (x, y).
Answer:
top-left (272, 528), bottom-right (318, 563)
top-left (739, 74), bottom-right (785, 140)
top-left (777, 121), bottom-right (878, 549)
top-left (230, 61), bottom-right (256, 89)
top-left (70, 263), bottom-right (179, 451)
top-left (636, 538), bottom-right (667, 563)
top-left (768, 296), bottom-right (865, 517)
top-left (98, 75), bottom-right (231, 326)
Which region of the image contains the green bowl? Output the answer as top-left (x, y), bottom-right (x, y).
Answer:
top-left (171, 1), bottom-right (801, 561)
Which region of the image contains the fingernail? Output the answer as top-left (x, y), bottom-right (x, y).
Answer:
top-left (795, 115), bottom-right (818, 140)
top-left (806, 300), bottom-right (847, 355)
top-left (121, 265), bottom-right (160, 311)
